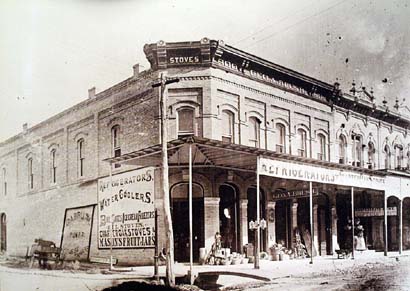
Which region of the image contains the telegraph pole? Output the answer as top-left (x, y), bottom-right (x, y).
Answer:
top-left (152, 73), bottom-right (179, 286)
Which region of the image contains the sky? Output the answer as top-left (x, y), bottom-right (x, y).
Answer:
top-left (0, 0), bottom-right (409, 141)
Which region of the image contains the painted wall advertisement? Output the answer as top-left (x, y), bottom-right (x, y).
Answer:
top-left (98, 167), bottom-right (155, 249)
top-left (61, 205), bottom-right (95, 261)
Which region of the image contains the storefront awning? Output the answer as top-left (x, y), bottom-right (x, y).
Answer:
top-left (103, 136), bottom-right (387, 178)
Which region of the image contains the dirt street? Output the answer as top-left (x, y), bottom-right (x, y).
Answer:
top-left (225, 257), bottom-right (410, 291)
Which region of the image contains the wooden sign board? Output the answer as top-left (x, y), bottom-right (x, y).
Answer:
top-left (355, 207), bottom-right (397, 217)
top-left (60, 204), bottom-right (95, 261)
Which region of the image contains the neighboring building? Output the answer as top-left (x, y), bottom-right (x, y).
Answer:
top-left (1, 38), bottom-right (410, 265)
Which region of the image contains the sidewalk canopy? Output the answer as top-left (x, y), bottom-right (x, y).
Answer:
top-left (103, 136), bottom-right (386, 177)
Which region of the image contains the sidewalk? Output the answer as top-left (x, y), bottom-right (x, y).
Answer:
top-left (1, 251), bottom-right (409, 291)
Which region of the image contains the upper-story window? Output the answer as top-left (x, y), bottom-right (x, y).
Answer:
top-left (339, 135), bottom-right (347, 164)
top-left (407, 147), bottom-right (410, 169)
top-left (28, 157), bottom-right (34, 189)
top-left (111, 125), bottom-right (121, 168)
top-left (2, 168), bottom-right (6, 196)
top-left (178, 108), bottom-right (195, 137)
top-left (275, 123), bottom-right (286, 153)
top-left (351, 134), bottom-right (362, 167)
top-left (50, 149), bottom-right (57, 184)
top-left (77, 139), bottom-right (85, 177)
top-left (384, 145), bottom-right (391, 169)
top-left (249, 117), bottom-right (261, 148)
top-left (297, 128), bottom-right (307, 157)
top-left (221, 110), bottom-right (234, 143)
top-left (317, 133), bottom-right (327, 161)
top-left (394, 144), bottom-right (404, 170)
top-left (368, 142), bottom-right (375, 170)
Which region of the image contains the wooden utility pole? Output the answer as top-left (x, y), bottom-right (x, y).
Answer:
top-left (152, 73), bottom-right (179, 286)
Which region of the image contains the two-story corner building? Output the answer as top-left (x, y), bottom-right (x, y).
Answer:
top-left (1, 38), bottom-right (410, 265)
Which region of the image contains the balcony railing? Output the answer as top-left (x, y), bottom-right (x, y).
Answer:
top-left (317, 153), bottom-right (326, 161)
top-left (276, 144), bottom-right (284, 153)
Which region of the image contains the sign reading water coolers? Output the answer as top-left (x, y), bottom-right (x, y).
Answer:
top-left (98, 167), bottom-right (155, 249)
top-left (259, 158), bottom-right (386, 190)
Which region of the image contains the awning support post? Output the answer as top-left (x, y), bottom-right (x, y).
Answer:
top-left (399, 198), bottom-right (403, 255)
top-left (109, 163), bottom-right (114, 270)
top-left (254, 155), bottom-right (260, 269)
top-left (351, 186), bottom-right (355, 260)
top-left (384, 192), bottom-right (388, 256)
top-left (188, 143), bottom-right (194, 284)
top-left (309, 181), bottom-right (313, 264)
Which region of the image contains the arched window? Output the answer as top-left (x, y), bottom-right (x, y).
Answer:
top-left (221, 110), bottom-right (234, 143)
top-left (339, 135), bottom-right (347, 164)
top-left (249, 117), bottom-right (261, 148)
top-left (297, 128), bottom-right (307, 157)
top-left (50, 149), bottom-right (57, 184)
top-left (178, 108), bottom-right (195, 136)
top-left (2, 168), bottom-right (6, 196)
top-left (351, 133), bottom-right (362, 167)
top-left (318, 133), bottom-right (327, 161)
top-left (384, 145), bottom-right (391, 169)
top-left (111, 125), bottom-right (121, 168)
top-left (368, 142), bottom-right (375, 169)
top-left (394, 144), bottom-right (404, 170)
top-left (28, 157), bottom-right (34, 189)
top-left (407, 147), bottom-right (410, 169)
top-left (77, 139), bottom-right (85, 177)
top-left (275, 123), bottom-right (286, 153)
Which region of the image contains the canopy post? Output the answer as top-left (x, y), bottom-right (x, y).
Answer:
top-left (351, 186), bottom-right (355, 260)
top-left (188, 143), bottom-right (194, 284)
top-left (109, 163), bottom-right (114, 270)
top-left (384, 192), bottom-right (388, 256)
top-left (309, 181), bottom-right (313, 264)
top-left (254, 155), bottom-right (260, 269)
top-left (399, 198), bottom-right (403, 255)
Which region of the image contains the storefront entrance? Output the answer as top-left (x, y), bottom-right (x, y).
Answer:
top-left (219, 184), bottom-right (240, 253)
top-left (171, 183), bottom-right (204, 262)
top-left (247, 187), bottom-right (267, 252)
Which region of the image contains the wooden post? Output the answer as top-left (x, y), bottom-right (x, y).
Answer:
top-left (188, 143), bottom-right (194, 284)
top-left (109, 163), bottom-right (114, 270)
top-left (153, 73), bottom-right (179, 286)
top-left (384, 192), bottom-right (388, 256)
top-left (255, 156), bottom-right (260, 269)
top-left (399, 199), bottom-right (403, 255)
top-left (351, 187), bottom-right (355, 260)
top-left (154, 209), bottom-right (159, 281)
top-left (309, 181), bottom-right (313, 264)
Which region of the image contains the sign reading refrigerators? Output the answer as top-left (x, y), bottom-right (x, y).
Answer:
top-left (98, 167), bottom-right (155, 249)
top-left (259, 158), bottom-right (386, 190)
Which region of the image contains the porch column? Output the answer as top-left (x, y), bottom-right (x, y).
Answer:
top-left (384, 192), bottom-right (388, 256)
top-left (266, 201), bottom-right (276, 247)
top-left (399, 198), bottom-right (403, 255)
top-left (204, 197), bottom-right (220, 252)
top-left (331, 206), bottom-right (340, 254)
top-left (291, 200), bottom-right (298, 246)
top-left (313, 204), bottom-right (319, 253)
top-left (239, 199), bottom-right (249, 248)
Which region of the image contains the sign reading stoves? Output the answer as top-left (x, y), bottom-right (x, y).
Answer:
top-left (98, 167), bottom-right (155, 249)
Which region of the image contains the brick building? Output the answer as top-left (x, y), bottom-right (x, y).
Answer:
top-left (1, 38), bottom-right (410, 265)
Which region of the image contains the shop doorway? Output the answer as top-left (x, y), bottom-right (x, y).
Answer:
top-left (0, 213), bottom-right (6, 252)
top-left (387, 196), bottom-right (400, 251)
top-left (219, 184), bottom-right (240, 253)
top-left (171, 183), bottom-right (204, 262)
top-left (403, 198), bottom-right (410, 250)
top-left (247, 187), bottom-right (267, 252)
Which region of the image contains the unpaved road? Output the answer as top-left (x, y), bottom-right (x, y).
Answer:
top-left (225, 257), bottom-right (410, 291)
